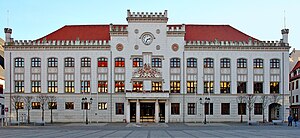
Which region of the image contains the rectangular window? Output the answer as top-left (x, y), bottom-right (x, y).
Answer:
top-left (65, 102), bottom-right (74, 110)
top-left (15, 58), bottom-right (24, 67)
top-left (152, 81), bottom-right (162, 92)
top-left (238, 103), bottom-right (246, 115)
top-left (116, 103), bottom-right (124, 115)
top-left (205, 103), bottom-right (213, 115)
top-left (16, 102), bottom-right (24, 109)
top-left (204, 81), bottom-right (214, 93)
top-left (98, 81), bottom-right (108, 93)
top-left (254, 82), bottom-right (263, 93)
top-left (15, 81), bottom-right (24, 93)
top-left (48, 58), bottom-right (58, 67)
top-left (31, 81), bottom-right (41, 93)
top-left (48, 81), bottom-right (58, 93)
top-left (65, 81), bottom-right (75, 93)
top-left (98, 57), bottom-right (108, 67)
top-left (48, 102), bottom-right (57, 109)
top-left (0, 85), bottom-right (3, 94)
top-left (293, 96), bottom-right (295, 103)
top-left (133, 58), bottom-right (143, 67)
top-left (296, 95), bottom-right (299, 103)
top-left (188, 103), bottom-right (196, 115)
top-left (296, 80), bottom-right (299, 89)
top-left (98, 102), bottom-right (107, 110)
top-left (64, 58), bottom-right (75, 67)
top-left (115, 81), bottom-right (125, 92)
top-left (270, 82), bottom-right (279, 94)
top-left (115, 58), bottom-right (125, 67)
top-left (170, 81), bottom-right (180, 93)
top-left (221, 103), bottom-right (230, 115)
top-left (292, 81), bottom-right (295, 90)
top-left (81, 81), bottom-right (90, 93)
top-left (171, 103), bottom-right (180, 115)
top-left (237, 82), bottom-right (247, 93)
top-left (254, 103), bottom-right (263, 115)
top-left (270, 59), bottom-right (280, 68)
top-left (187, 81), bottom-right (197, 93)
top-left (220, 82), bottom-right (231, 93)
top-left (152, 58), bottom-right (162, 68)
top-left (133, 81), bottom-right (143, 92)
top-left (32, 102), bottom-right (41, 109)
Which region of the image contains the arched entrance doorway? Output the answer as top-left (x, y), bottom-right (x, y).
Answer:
top-left (268, 103), bottom-right (281, 122)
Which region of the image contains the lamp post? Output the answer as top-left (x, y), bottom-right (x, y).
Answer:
top-left (199, 97), bottom-right (210, 124)
top-left (82, 97), bottom-right (93, 125)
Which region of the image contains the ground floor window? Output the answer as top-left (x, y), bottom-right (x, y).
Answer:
top-left (254, 103), bottom-right (263, 115)
top-left (171, 103), bottom-right (180, 115)
top-left (188, 103), bottom-right (196, 115)
top-left (32, 102), bottom-right (41, 109)
top-left (205, 103), bottom-right (213, 115)
top-left (98, 102), bottom-right (107, 110)
top-left (238, 103), bottom-right (246, 115)
top-left (116, 103), bottom-right (124, 115)
top-left (221, 103), bottom-right (230, 115)
top-left (65, 102), bottom-right (74, 110)
top-left (48, 102), bottom-right (57, 109)
top-left (16, 102), bottom-right (24, 109)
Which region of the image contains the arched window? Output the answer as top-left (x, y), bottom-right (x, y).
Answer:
top-left (237, 58), bottom-right (247, 68)
top-left (220, 58), bottom-right (230, 68)
top-left (187, 58), bottom-right (197, 68)
top-left (253, 58), bottom-right (263, 68)
top-left (81, 57), bottom-right (91, 67)
top-left (270, 59), bottom-right (280, 68)
top-left (15, 57), bottom-right (24, 67)
top-left (48, 57), bottom-right (58, 67)
top-left (133, 58), bottom-right (143, 67)
top-left (204, 58), bottom-right (214, 68)
top-left (98, 57), bottom-right (108, 67)
top-left (170, 58), bottom-right (180, 68)
top-left (115, 57), bottom-right (125, 67)
top-left (64, 57), bottom-right (75, 67)
top-left (31, 57), bottom-right (41, 67)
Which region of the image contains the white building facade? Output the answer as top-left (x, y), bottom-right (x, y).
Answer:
top-left (4, 10), bottom-right (290, 123)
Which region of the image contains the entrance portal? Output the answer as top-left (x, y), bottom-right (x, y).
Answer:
top-left (269, 103), bottom-right (281, 122)
top-left (159, 103), bottom-right (165, 122)
top-left (140, 103), bottom-right (155, 122)
top-left (130, 102), bottom-right (136, 122)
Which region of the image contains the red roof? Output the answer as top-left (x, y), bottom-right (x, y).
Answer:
top-left (37, 25), bottom-right (110, 41)
top-left (290, 61), bottom-right (300, 81)
top-left (36, 24), bottom-right (258, 42)
top-left (291, 61), bottom-right (300, 73)
top-left (184, 25), bottom-right (258, 42)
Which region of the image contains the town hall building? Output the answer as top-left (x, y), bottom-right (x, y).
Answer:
top-left (3, 10), bottom-right (290, 123)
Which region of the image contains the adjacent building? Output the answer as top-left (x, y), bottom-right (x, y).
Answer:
top-left (4, 10), bottom-right (290, 123)
top-left (289, 49), bottom-right (300, 118)
top-left (0, 38), bottom-right (4, 118)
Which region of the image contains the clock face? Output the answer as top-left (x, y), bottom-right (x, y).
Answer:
top-left (141, 33), bottom-right (153, 45)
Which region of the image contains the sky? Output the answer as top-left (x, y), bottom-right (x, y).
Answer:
top-left (0, 0), bottom-right (299, 50)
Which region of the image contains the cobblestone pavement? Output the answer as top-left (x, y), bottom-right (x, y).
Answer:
top-left (0, 123), bottom-right (299, 138)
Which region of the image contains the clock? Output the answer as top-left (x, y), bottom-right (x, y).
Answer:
top-left (141, 33), bottom-right (153, 45)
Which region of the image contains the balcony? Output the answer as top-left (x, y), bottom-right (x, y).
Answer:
top-left (125, 90), bottom-right (169, 99)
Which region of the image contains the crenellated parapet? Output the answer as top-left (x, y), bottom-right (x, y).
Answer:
top-left (185, 39), bottom-right (290, 51)
top-left (167, 24), bottom-right (185, 37)
top-left (126, 9), bottom-right (168, 23)
top-left (109, 24), bottom-right (128, 36)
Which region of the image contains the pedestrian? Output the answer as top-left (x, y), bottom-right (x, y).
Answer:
top-left (294, 114), bottom-right (298, 127)
top-left (288, 114), bottom-right (293, 126)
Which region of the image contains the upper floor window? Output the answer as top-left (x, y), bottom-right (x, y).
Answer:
top-left (81, 57), bottom-right (91, 67)
top-left (237, 58), bottom-right (247, 68)
top-left (204, 81), bottom-right (214, 93)
top-left (253, 58), bottom-right (263, 68)
top-left (204, 58), bottom-right (214, 68)
top-left (115, 57), bottom-right (125, 67)
top-left (170, 58), bottom-right (180, 68)
top-left (133, 81), bottom-right (143, 92)
top-left (187, 81), bottom-right (197, 93)
top-left (98, 81), bottom-right (108, 93)
top-left (152, 81), bottom-right (162, 92)
top-left (187, 58), bottom-right (197, 68)
top-left (170, 81), bottom-right (180, 93)
top-left (15, 58), bottom-right (24, 67)
top-left (220, 81), bottom-right (231, 93)
top-left (270, 82), bottom-right (279, 94)
top-left (115, 81), bottom-right (125, 92)
top-left (98, 57), bottom-right (108, 67)
top-left (15, 81), bottom-right (24, 93)
top-left (65, 57), bottom-right (75, 67)
top-left (220, 58), bottom-right (230, 68)
top-left (31, 57), bottom-right (41, 67)
top-left (133, 58), bottom-right (143, 67)
top-left (48, 57), bottom-right (58, 67)
top-left (31, 81), bottom-right (41, 93)
top-left (254, 82), bottom-right (263, 93)
top-left (270, 59), bottom-right (280, 68)
top-left (152, 58), bottom-right (162, 68)
top-left (81, 81), bottom-right (90, 93)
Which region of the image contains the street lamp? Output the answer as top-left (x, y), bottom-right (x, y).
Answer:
top-left (199, 97), bottom-right (210, 124)
top-left (82, 97), bottom-right (93, 125)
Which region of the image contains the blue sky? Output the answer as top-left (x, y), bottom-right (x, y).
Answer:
top-left (0, 0), bottom-right (299, 50)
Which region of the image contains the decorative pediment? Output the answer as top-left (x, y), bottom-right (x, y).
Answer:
top-left (133, 64), bottom-right (161, 78)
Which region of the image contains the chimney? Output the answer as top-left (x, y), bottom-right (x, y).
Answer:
top-left (4, 28), bottom-right (12, 42)
top-left (281, 28), bottom-right (289, 43)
